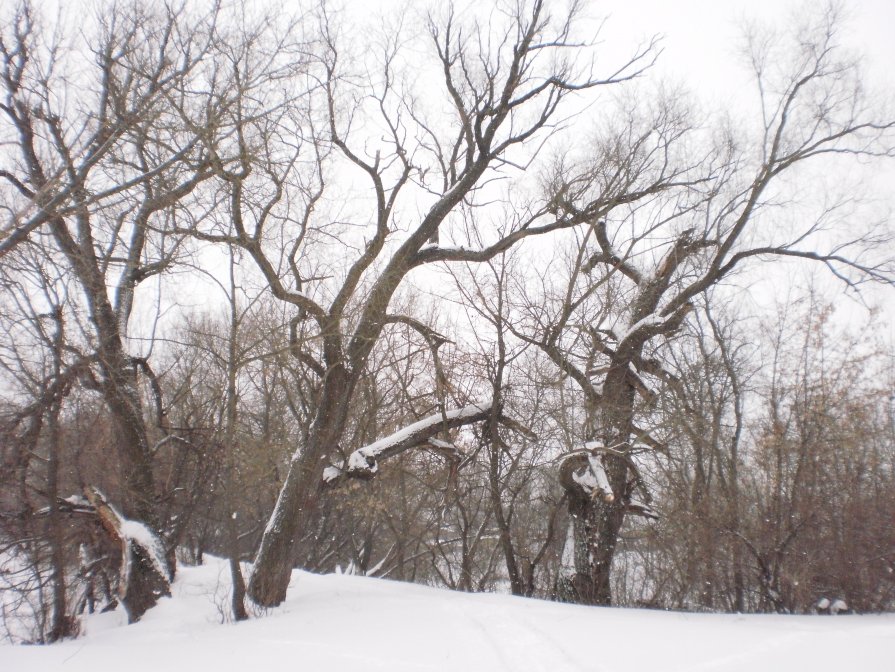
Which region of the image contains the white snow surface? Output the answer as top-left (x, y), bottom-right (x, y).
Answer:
top-left (2, 557), bottom-right (892, 671)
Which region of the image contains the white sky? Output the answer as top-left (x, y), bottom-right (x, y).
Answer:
top-left (131, 0), bottom-right (895, 346)
top-left (584, 0), bottom-right (895, 329)
top-left (362, 1), bottom-right (894, 90)
top-left (595, 1), bottom-right (893, 89)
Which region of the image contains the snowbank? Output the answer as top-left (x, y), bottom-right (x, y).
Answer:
top-left (2, 557), bottom-right (892, 671)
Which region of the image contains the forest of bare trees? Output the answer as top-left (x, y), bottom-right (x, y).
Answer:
top-left (1, 0), bottom-right (893, 642)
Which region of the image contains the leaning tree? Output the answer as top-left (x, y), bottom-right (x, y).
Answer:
top-left (176, 0), bottom-right (707, 606)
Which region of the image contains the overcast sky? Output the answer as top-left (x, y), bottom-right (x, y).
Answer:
top-left (575, 0), bottom-right (895, 324)
top-left (149, 0), bottom-right (895, 340)
top-left (594, 1), bottom-right (892, 98)
top-left (308, 0), bottom-right (895, 324)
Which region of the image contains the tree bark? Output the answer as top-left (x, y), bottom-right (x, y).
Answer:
top-left (556, 360), bottom-right (638, 606)
top-left (85, 488), bottom-right (170, 623)
top-left (248, 363), bottom-right (352, 606)
top-left (557, 452), bottom-right (628, 605)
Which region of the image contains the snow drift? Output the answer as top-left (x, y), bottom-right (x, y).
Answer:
top-left (1, 557), bottom-right (892, 671)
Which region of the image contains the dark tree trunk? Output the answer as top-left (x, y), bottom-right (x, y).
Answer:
top-left (224, 265), bottom-right (248, 622)
top-left (228, 533), bottom-right (248, 622)
top-left (47, 217), bottom-right (159, 528)
top-left (47, 381), bottom-right (76, 640)
top-left (489, 440), bottom-right (523, 596)
top-left (121, 546), bottom-right (171, 623)
top-left (85, 488), bottom-right (170, 623)
top-left (557, 453), bottom-right (628, 606)
top-left (248, 364), bottom-right (352, 606)
top-left (556, 362), bottom-right (636, 606)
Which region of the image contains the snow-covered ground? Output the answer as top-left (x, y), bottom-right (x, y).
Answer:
top-left (2, 558), bottom-right (892, 671)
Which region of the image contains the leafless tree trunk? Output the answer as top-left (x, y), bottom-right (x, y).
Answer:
top-left (178, 0), bottom-right (659, 607)
top-left (0, 1), bottom-right (242, 620)
top-left (519, 4), bottom-right (894, 605)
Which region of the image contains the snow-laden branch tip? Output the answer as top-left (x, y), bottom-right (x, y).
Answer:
top-left (323, 400), bottom-right (536, 486)
top-left (343, 401), bottom-right (493, 479)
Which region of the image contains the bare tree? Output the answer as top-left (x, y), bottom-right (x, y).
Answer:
top-left (175, 0), bottom-right (672, 606)
top-left (2, 0), bottom-right (892, 629)
top-left (0, 242), bottom-right (81, 641)
top-left (0, 1), bottom-right (254, 620)
top-left (511, 4), bottom-right (894, 605)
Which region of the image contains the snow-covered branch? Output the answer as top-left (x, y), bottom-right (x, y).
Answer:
top-left (83, 488), bottom-right (170, 623)
top-left (558, 447), bottom-right (659, 519)
top-left (561, 451), bottom-right (615, 503)
top-left (324, 402), bottom-right (492, 483)
top-left (324, 401), bottom-right (534, 485)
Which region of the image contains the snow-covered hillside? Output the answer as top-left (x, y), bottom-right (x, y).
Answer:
top-left (2, 558), bottom-right (892, 671)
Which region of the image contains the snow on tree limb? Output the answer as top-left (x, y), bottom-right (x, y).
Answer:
top-left (322, 466), bottom-right (343, 484)
top-left (83, 487), bottom-right (170, 623)
top-left (324, 400), bottom-right (535, 485)
top-left (615, 313), bottom-right (666, 345)
top-left (120, 520), bottom-right (170, 585)
top-left (341, 401), bottom-right (492, 480)
top-left (568, 453), bottom-right (615, 503)
top-left (559, 447), bottom-right (659, 518)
